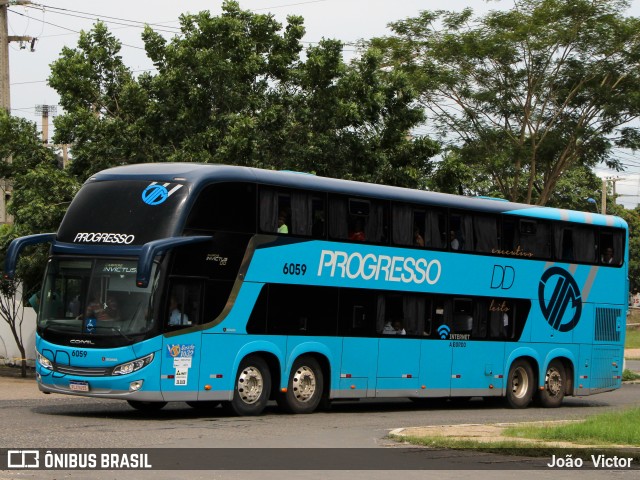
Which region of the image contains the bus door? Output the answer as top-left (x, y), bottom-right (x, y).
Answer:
top-left (450, 298), bottom-right (505, 397)
top-left (160, 280), bottom-right (204, 401)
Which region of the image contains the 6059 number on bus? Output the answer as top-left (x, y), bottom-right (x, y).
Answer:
top-left (283, 263), bottom-right (307, 276)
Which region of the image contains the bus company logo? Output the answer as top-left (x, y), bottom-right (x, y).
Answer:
top-left (437, 325), bottom-right (450, 339)
top-left (141, 182), bottom-right (183, 206)
top-left (317, 250), bottom-right (442, 285)
top-left (538, 267), bottom-right (582, 332)
top-left (167, 345), bottom-right (181, 357)
top-left (166, 344), bottom-right (196, 358)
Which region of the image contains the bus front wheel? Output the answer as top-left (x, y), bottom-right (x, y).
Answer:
top-left (229, 356), bottom-right (271, 416)
top-left (506, 359), bottom-right (535, 409)
top-left (538, 360), bottom-right (566, 408)
top-left (278, 356), bottom-right (324, 414)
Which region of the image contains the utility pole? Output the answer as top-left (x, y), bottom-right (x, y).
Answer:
top-left (601, 176), bottom-right (622, 215)
top-left (1, 0), bottom-right (34, 112)
top-left (1, 1), bottom-right (34, 225)
top-left (35, 104), bottom-right (56, 143)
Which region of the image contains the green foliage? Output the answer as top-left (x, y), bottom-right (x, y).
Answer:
top-left (0, 110), bottom-right (80, 296)
top-left (610, 206), bottom-right (640, 291)
top-left (372, 0), bottom-right (640, 205)
top-left (49, 1), bottom-right (437, 186)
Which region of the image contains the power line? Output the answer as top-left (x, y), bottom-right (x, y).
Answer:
top-left (9, 8), bottom-right (146, 50)
top-left (27, 4), bottom-right (182, 35)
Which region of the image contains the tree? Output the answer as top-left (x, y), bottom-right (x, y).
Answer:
top-left (0, 276), bottom-right (29, 377)
top-left (0, 110), bottom-right (78, 295)
top-left (50, 1), bottom-right (438, 187)
top-left (48, 21), bottom-right (145, 179)
top-left (371, 0), bottom-right (640, 204)
top-left (0, 110), bottom-right (77, 377)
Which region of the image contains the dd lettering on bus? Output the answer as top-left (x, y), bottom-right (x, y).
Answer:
top-left (491, 265), bottom-right (515, 290)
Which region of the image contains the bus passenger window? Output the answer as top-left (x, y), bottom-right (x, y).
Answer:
top-left (452, 298), bottom-right (473, 333)
top-left (555, 225), bottom-right (596, 263)
top-left (600, 229), bottom-right (624, 266)
top-left (259, 188), bottom-right (290, 234)
top-left (449, 213), bottom-right (473, 251)
top-left (502, 218), bottom-right (550, 259)
top-left (488, 299), bottom-right (510, 339)
top-left (473, 215), bottom-right (499, 253)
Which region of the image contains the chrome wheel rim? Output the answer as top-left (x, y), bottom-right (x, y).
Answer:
top-left (545, 367), bottom-right (563, 397)
top-left (511, 366), bottom-right (529, 399)
top-left (292, 365), bottom-right (316, 403)
top-left (237, 366), bottom-right (264, 405)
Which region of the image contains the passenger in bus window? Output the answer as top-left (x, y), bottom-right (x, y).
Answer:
top-left (601, 247), bottom-right (614, 264)
top-left (414, 226), bottom-right (425, 247)
top-left (382, 320), bottom-right (396, 334)
top-left (502, 309), bottom-right (510, 338)
top-left (349, 219), bottom-right (366, 241)
top-left (277, 212), bottom-right (289, 234)
top-left (450, 231), bottom-right (460, 250)
top-left (86, 295), bottom-right (120, 321)
top-left (168, 296), bottom-right (190, 326)
top-left (393, 320), bottom-right (406, 335)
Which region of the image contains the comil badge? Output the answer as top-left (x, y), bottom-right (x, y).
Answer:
top-left (141, 182), bottom-right (183, 206)
top-left (538, 267), bottom-right (582, 332)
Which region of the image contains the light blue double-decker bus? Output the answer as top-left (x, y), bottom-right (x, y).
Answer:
top-left (5, 164), bottom-right (628, 414)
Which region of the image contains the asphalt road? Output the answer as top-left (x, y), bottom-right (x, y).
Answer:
top-left (0, 376), bottom-right (639, 479)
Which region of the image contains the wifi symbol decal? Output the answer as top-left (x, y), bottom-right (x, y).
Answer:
top-left (437, 325), bottom-right (450, 339)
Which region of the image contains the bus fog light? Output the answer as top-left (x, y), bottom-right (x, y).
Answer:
top-left (129, 380), bottom-right (144, 392)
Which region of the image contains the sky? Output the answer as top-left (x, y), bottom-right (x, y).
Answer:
top-left (5, 0), bottom-right (640, 209)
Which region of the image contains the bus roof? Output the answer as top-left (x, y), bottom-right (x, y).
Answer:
top-left (89, 163), bottom-right (625, 228)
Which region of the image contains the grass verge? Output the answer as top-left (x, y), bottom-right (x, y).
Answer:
top-left (389, 408), bottom-right (640, 459)
top-left (503, 408), bottom-right (640, 447)
top-left (626, 328), bottom-right (640, 349)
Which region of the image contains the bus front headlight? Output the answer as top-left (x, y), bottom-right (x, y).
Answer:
top-left (37, 351), bottom-right (53, 370)
top-left (112, 353), bottom-right (154, 376)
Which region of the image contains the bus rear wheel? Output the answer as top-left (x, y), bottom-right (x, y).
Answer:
top-left (538, 360), bottom-right (566, 408)
top-left (229, 355), bottom-right (271, 416)
top-left (278, 356), bottom-right (323, 414)
top-left (506, 359), bottom-right (535, 409)
top-left (127, 400), bottom-right (167, 412)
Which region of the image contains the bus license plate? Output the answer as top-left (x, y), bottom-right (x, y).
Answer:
top-left (69, 380), bottom-right (90, 392)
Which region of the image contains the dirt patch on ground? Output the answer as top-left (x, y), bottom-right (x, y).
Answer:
top-left (626, 348), bottom-right (640, 360)
top-left (390, 421), bottom-right (638, 451)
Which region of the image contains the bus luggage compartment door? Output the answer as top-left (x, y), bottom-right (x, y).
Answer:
top-left (451, 341), bottom-right (504, 397)
top-left (417, 339), bottom-right (452, 398)
top-left (339, 338), bottom-right (376, 398)
top-left (376, 338), bottom-right (421, 395)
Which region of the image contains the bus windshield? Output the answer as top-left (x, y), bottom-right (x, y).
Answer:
top-left (38, 258), bottom-right (158, 339)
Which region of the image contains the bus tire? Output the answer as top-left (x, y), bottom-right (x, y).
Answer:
top-left (506, 359), bottom-right (535, 409)
top-left (538, 360), bottom-right (566, 408)
top-left (230, 355), bottom-right (271, 416)
top-left (127, 400), bottom-right (167, 411)
top-left (278, 356), bottom-right (323, 414)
